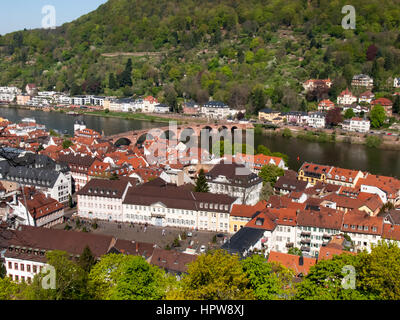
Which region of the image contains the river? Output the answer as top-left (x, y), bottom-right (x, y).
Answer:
top-left (1, 106), bottom-right (400, 178)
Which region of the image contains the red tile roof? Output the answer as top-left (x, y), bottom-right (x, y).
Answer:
top-left (268, 251), bottom-right (317, 275)
top-left (230, 201), bottom-right (267, 218)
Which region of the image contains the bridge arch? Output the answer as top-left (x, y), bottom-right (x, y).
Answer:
top-left (179, 127), bottom-right (196, 145)
top-left (115, 137), bottom-right (132, 147)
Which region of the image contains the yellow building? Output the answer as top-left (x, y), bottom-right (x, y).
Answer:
top-left (258, 108), bottom-right (283, 123)
top-left (229, 201), bottom-right (267, 234)
top-left (298, 162), bottom-right (331, 185)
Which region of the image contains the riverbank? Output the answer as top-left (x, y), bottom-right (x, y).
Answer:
top-left (2, 104), bottom-right (210, 126)
top-left (82, 110), bottom-right (209, 125)
top-left (256, 125), bottom-right (400, 151)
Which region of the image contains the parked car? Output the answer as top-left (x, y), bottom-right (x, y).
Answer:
top-left (200, 245), bottom-right (207, 253)
top-left (187, 232), bottom-right (193, 237)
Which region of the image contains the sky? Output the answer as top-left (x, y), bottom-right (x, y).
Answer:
top-left (0, 0), bottom-right (108, 35)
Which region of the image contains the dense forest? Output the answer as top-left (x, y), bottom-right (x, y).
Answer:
top-left (1, 0), bottom-right (400, 113)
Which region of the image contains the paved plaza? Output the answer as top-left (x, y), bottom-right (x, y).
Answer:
top-left (54, 216), bottom-right (229, 253)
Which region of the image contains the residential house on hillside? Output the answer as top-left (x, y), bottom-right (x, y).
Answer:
top-left (337, 88), bottom-right (357, 106)
top-left (286, 111), bottom-right (309, 125)
top-left (258, 108), bottom-right (285, 124)
top-left (371, 98), bottom-right (393, 116)
top-left (307, 112), bottom-right (326, 128)
top-left (352, 74), bottom-right (374, 89)
top-left (318, 99), bottom-right (335, 111)
top-left (201, 101), bottom-right (241, 120)
top-left (303, 79), bottom-right (332, 92)
top-left (358, 91), bottom-right (375, 104)
top-left (182, 101), bottom-right (200, 115)
top-left (342, 117), bottom-right (371, 133)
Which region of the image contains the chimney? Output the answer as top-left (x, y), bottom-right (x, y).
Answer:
top-left (136, 241), bottom-right (139, 253)
top-left (299, 256), bottom-right (304, 266)
top-left (177, 171), bottom-right (184, 187)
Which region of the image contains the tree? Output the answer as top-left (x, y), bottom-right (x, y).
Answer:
top-left (282, 128), bottom-right (292, 138)
top-left (88, 254), bottom-right (170, 300)
top-left (344, 108), bottom-right (356, 119)
top-left (228, 84), bottom-right (250, 110)
top-left (0, 262), bottom-right (6, 279)
top-left (62, 140), bottom-right (73, 150)
top-left (0, 277), bottom-right (19, 300)
top-left (108, 73), bottom-right (118, 90)
top-left (250, 86), bottom-right (266, 113)
top-left (259, 182), bottom-right (274, 202)
top-left (167, 250), bottom-right (254, 300)
top-left (164, 85), bottom-right (178, 112)
top-left (194, 169), bottom-right (210, 193)
top-left (259, 164), bottom-right (284, 186)
top-left (393, 95), bottom-right (400, 114)
top-left (68, 194), bottom-right (73, 208)
top-left (369, 105), bottom-right (386, 128)
top-left (28, 250), bottom-right (89, 300)
top-left (326, 107), bottom-right (343, 127)
top-left (119, 58), bottom-right (133, 87)
top-left (357, 241), bottom-right (400, 299)
top-left (110, 172), bottom-right (120, 180)
top-left (288, 247), bottom-right (303, 256)
top-left (295, 253), bottom-right (365, 300)
top-left (242, 255), bottom-right (295, 300)
top-left (78, 246), bottom-right (96, 273)
top-left (366, 44), bottom-right (378, 61)
top-left (366, 135), bottom-right (382, 148)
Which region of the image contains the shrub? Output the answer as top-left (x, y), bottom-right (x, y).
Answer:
top-left (366, 135), bottom-right (382, 148)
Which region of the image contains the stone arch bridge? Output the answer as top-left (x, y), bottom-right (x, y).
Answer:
top-left (107, 122), bottom-right (254, 146)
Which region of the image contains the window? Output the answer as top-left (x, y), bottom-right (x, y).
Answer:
top-left (33, 266), bottom-right (37, 273)
top-left (8, 262), bottom-right (12, 269)
top-left (20, 264), bottom-right (24, 271)
top-left (14, 263), bottom-right (18, 270)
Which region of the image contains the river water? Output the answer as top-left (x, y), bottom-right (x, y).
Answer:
top-left (1, 106), bottom-right (400, 178)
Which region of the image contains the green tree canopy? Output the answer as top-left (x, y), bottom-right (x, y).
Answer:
top-left (167, 250), bottom-right (254, 300)
top-left (241, 255), bottom-right (295, 300)
top-left (88, 254), bottom-right (170, 300)
top-left (259, 164), bottom-right (285, 186)
top-left (27, 250), bottom-right (89, 300)
top-left (344, 108), bottom-right (356, 119)
top-left (369, 105), bottom-right (386, 128)
top-left (194, 169), bottom-right (210, 193)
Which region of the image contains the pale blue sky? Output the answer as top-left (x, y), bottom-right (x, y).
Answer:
top-left (0, 0), bottom-right (107, 35)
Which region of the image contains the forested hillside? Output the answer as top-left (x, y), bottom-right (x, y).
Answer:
top-left (1, 0), bottom-right (400, 113)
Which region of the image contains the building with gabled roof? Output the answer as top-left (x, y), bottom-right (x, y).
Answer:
top-left (268, 251), bottom-right (317, 276)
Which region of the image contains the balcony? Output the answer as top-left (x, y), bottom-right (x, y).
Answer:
top-left (301, 231), bottom-right (311, 237)
top-left (301, 239), bottom-right (311, 244)
top-left (301, 246), bottom-right (311, 252)
top-left (323, 234), bottom-right (331, 239)
top-left (286, 242), bottom-right (294, 248)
